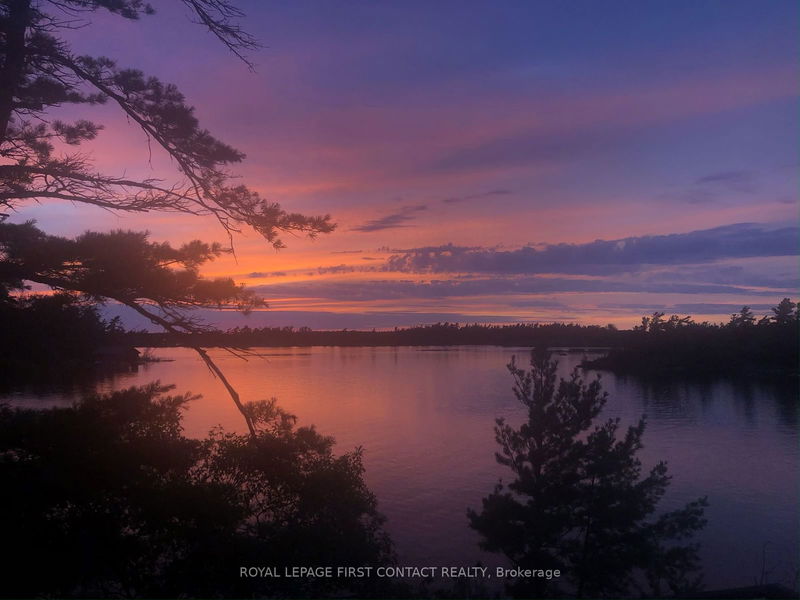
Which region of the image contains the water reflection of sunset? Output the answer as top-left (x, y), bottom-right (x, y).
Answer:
top-left (12, 347), bottom-right (796, 590)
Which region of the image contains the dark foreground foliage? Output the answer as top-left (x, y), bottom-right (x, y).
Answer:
top-left (0, 384), bottom-right (394, 598)
top-left (0, 292), bottom-right (135, 382)
top-left (469, 349), bottom-right (708, 599)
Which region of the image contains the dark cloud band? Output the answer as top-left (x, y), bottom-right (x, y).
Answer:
top-left (383, 223), bottom-right (798, 275)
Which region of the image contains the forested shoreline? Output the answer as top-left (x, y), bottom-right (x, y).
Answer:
top-left (3, 296), bottom-right (797, 383)
top-left (125, 321), bottom-right (622, 349)
top-left (121, 301), bottom-right (800, 378)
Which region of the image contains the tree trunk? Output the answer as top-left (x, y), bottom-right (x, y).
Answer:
top-left (0, 0), bottom-right (31, 143)
top-left (576, 476), bottom-right (596, 598)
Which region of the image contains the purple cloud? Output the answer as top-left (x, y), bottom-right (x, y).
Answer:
top-left (352, 204), bottom-right (428, 232)
top-left (382, 223), bottom-right (798, 275)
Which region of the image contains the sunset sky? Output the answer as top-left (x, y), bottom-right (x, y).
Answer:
top-left (13, 0), bottom-right (799, 329)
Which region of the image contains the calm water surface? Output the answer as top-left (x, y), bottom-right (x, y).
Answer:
top-left (4, 346), bottom-right (798, 590)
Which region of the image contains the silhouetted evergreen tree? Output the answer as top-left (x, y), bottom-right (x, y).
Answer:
top-left (1, 221), bottom-right (263, 320)
top-left (0, 220), bottom-right (275, 431)
top-left (468, 349), bottom-right (708, 598)
top-left (728, 306), bottom-right (756, 328)
top-left (0, 12), bottom-right (398, 599)
top-left (0, 0), bottom-right (336, 429)
top-left (0, 0), bottom-right (332, 243)
top-left (771, 298), bottom-right (797, 326)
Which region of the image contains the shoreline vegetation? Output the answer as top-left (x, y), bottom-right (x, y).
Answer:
top-left (1, 297), bottom-right (798, 384)
top-left (121, 300), bottom-right (799, 379)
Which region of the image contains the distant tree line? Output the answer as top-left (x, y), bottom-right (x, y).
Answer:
top-left (584, 299), bottom-right (799, 377)
top-left (126, 320), bottom-right (622, 349)
top-left (3, 297), bottom-right (797, 383)
top-left (120, 299), bottom-right (800, 377)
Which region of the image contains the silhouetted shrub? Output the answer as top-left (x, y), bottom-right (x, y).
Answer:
top-left (0, 383), bottom-right (394, 598)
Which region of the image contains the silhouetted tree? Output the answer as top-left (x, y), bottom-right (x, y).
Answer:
top-left (637, 312), bottom-right (694, 334)
top-left (0, 0), bottom-right (332, 243)
top-left (0, 0), bottom-right (334, 429)
top-left (0, 291), bottom-right (125, 380)
top-left (0, 384), bottom-right (394, 598)
top-left (1, 222), bottom-right (261, 314)
top-left (1, 8), bottom-right (395, 599)
top-left (1, 219), bottom-right (271, 432)
top-left (729, 305), bottom-right (756, 328)
top-left (586, 302), bottom-right (799, 377)
top-left (468, 349), bottom-right (708, 598)
top-left (770, 298), bottom-right (797, 326)
top-left (637, 311), bottom-right (665, 332)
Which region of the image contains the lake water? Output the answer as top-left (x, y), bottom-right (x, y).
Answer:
top-left (4, 346), bottom-right (798, 591)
